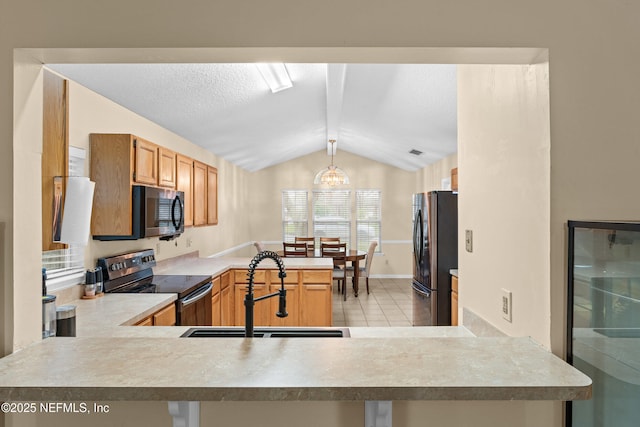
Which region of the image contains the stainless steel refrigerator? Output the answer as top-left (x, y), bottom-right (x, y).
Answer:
top-left (412, 191), bottom-right (458, 326)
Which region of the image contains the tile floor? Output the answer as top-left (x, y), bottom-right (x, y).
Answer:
top-left (332, 278), bottom-right (413, 327)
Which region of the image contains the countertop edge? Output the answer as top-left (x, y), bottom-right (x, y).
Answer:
top-left (0, 385), bottom-right (591, 402)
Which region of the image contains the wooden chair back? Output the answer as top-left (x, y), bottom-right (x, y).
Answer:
top-left (321, 242), bottom-right (347, 262)
top-left (282, 242), bottom-right (308, 257)
top-left (319, 237), bottom-right (340, 244)
top-left (294, 237), bottom-right (315, 254)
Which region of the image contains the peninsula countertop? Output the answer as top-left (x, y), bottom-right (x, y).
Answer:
top-left (0, 335), bottom-right (591, 402)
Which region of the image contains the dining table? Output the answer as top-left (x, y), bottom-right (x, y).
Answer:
top-left (278, 248), bottom-right (367, 296)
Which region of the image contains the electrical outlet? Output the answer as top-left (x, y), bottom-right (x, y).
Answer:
top-left (186, 237), bottom-right (193, 248)
top-left (156, 242), bottom-right (161, 255)
top-left (465, 230), bottom-right (473, 252)
top-left (501, 288), bottom-right (512, 322)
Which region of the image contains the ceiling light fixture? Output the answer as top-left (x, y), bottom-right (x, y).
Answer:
top-left (314, 139), bottom-right (350, 186)
top-left (255, 63), bottom-right (293, 93)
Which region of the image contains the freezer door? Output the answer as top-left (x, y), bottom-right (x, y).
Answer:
top-left (412, 280), bottom-right (436, 326)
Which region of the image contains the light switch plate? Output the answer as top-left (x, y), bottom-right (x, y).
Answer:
top-left (465, 230), bottom-right (473, 252)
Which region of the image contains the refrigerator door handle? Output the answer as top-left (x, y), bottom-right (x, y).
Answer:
top-left (413, 209), bottom-right (423, 266)
top-left (411, 281), bottom-right (432, 297)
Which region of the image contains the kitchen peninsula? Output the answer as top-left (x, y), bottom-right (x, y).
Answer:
top-left (0, 254), bottom-right (592, 427)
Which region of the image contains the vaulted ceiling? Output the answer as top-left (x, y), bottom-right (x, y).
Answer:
top-left (48, 63), bottom-right (457, 172)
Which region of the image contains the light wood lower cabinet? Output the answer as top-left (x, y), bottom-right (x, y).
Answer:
top-left (232, 268), bottom-right (332, 327)
top-left (211, 276), bottom-right (222, 326)
top-left (451, 275), bottom-right (459, 326)
top-left (220, 271), bottom-right (234, 326)
top-left (135, 302), bottom-right (176, 326)
top-left (300, 284), bottom-right (332, 327)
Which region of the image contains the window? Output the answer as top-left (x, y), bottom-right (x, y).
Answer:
top-left (356, 190), bottom-right (381, 252)
top-left (282, 190), bottom-right (308, 242)
top-left (42, 146), bottom-right (87, 291)
top-left (312, 190), bottom-right (351, 247)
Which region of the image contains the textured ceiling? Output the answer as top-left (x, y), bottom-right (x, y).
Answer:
top-left (48, 63), bottom-right (457, 172)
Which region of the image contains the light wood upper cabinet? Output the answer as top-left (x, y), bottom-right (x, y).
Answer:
top-left (42, 70), bottom-right (69, 251)
top-left (451, 167), bottom-right (458, 192)
top-left (90, 133), bottom-right (218, 235)
top-left (133, 137), bottom-right (158, 185)
top-left (90, 133), bottom-right (137, 236)
top-left (176, 154), bottom-right (194, 227)
top-left (158, 147), bottom-right (177, 188)
top-left (207, 166), bottom-right (218, 225)
top-left (193, 160), bottom-right (208, 226)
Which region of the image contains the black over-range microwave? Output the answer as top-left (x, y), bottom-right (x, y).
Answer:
top-left (93, 185), bottom-right (185, 241)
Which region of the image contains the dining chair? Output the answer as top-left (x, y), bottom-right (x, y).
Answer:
top-left (321, 242), bottom-right (348, 300)
top-left (347, 241), bottom-right (378, 295)
top-left (294, 236), bottom-right (315, 255)
top-left (282, 242), bottom-right (308, 257)
top-left (319, 237), bottom-right (340, 244)
top-left (253, 241), bottom-right (266, 253)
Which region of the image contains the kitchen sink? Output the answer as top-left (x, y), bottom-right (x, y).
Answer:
top-left (180, 327), bottom-right (350, 338)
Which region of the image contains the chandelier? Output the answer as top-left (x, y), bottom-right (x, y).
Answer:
top-left (314, 139), bottom-right (349, 186)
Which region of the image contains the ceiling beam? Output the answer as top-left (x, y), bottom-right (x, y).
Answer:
top-left (326, 64), bottom-right (347, 155)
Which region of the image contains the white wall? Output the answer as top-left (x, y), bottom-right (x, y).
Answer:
top-left (458, 64), bottom-right (551, 346)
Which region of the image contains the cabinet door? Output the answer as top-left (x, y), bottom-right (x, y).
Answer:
top-left (211, 276), bottom-right (222, 326)
top-left (269, 284), bottom-right (299, 327)
top-left (207, 166), bottom-right (218, 225)
top-left (176, 155), bottom-right (194, 227)
top-left (133, 137), bottom-right (158, 185)
top-left (135, 316), bottom-right (153, 326)
top-left (220, 284), bottom-right (235, 326)
top-left (42, 70), bottom-right (69, 251)
top-left (300, 284), bottom-right (332, 326)
top-left (152, 303), bottom-right (176, 326)
top-left (158, 147), bottom-right (177, 188)
top-left (193, 161), bottom-right (208, 226)
top-left (234, 284), bottom-right (270, 326)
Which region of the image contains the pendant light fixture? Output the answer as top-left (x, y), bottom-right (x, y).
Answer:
top-left (314, 139), bottom-right (350, 186)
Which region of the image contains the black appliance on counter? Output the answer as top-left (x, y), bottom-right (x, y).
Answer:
top-left (93, 185), bottom-right (185, 241)
top-left (412, 191), bottom-right (458, 326)
top-left (98, 249), bottom-right (212, 326)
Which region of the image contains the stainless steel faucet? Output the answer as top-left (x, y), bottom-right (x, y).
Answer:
top-left (244, 250), bottom-right (288, 337)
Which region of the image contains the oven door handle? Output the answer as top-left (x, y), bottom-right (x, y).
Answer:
top-left (180, 282), bottom-right (213, 306)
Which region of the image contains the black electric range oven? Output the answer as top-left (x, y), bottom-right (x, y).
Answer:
top-left (98, 249), bottom-right (212, 326)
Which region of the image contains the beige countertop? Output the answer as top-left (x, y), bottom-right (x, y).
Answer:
top-left (0, 335), bottom-right (590, 402)
top-left (153, 255), bottom-right (333, 277)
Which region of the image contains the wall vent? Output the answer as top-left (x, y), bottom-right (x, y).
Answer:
top-left (409, 149), bottom-right (423, 155)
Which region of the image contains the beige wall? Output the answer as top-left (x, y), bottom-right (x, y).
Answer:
top-left (9, 400), bottom-right (554, 427)
top-left (64, 77), bottom-right (252, 265)
top-left (416, 153), bottom-right (457, 192)
top-left (248, 149), bottom-right (415, 276)
top-left (457, 64), bottom-right (551, 346)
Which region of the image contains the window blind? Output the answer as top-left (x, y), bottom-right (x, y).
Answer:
top-left (356, 190), bottom-right (381, 252)
top-left (282, 190), bottom-right (308, 243)
top-left (42, 146), bottom-right (87, 290)
top-left (312, 190), bottom-right (351, 248)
